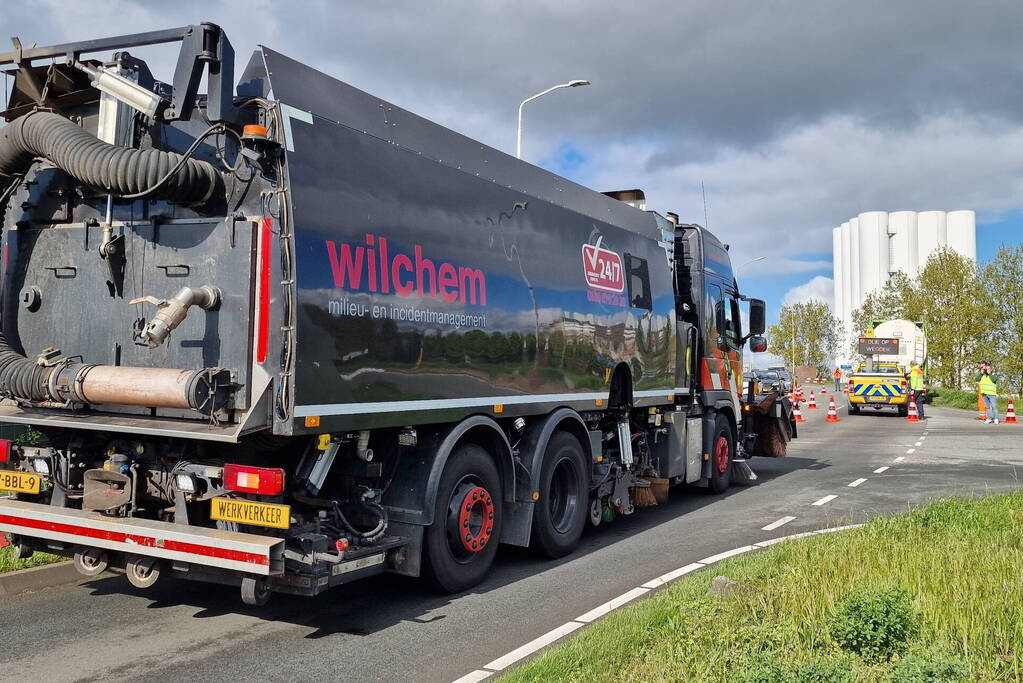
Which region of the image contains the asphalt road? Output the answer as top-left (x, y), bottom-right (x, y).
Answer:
top-left (2, 391), bottom-right (1020, 683)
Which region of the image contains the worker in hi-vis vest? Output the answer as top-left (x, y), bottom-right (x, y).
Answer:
top-left (833, 367), bottom-right (842, 393)
top-left (909, 362), bottom-right (926, 419)
top-left (975, 361), bottom-right (1004, 424)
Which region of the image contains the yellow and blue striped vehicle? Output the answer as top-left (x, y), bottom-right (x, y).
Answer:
top-left (848, 362), bottom-right (909, 416)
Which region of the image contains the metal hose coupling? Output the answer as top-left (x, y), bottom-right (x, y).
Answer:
top-left (130, 285), bottom-right (221, 348)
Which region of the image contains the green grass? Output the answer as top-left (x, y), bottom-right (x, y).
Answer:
top-left (0, 545), bottom-right (63, 574)
top-left (929, 388), bottom-right (1011, 414)
top-left (504, 493), bottom-right (1023, 682)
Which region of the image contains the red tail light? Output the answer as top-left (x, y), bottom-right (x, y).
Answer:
top-left (224, 464), bottom-right (285, 495)
top-left (0, 439), bottom-right (10, 463)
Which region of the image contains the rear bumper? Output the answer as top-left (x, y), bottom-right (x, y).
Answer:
top-left (0, 498), bottom-right (284, 576)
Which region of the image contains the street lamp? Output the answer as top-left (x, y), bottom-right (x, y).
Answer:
top-left (736, 256), bottom-right (767, 272)
top-left (516, 79), bottom-right (590, 159)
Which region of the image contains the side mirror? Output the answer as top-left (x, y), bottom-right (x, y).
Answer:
top-left (748, 335), bottom-right (767, 353)
top-left (749, 299), bottom-right (766, 335)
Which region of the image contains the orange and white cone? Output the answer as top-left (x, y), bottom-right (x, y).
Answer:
top-left (1005, 398), bottom-right (1018, 424)
top-left (807, 391), bottom-right (817, 409)
top-left (825, 396), bottom-right (841, 422)
top-left (821, 387), bottom-right (827, 394)
top-left (793, 401), bottom-right (805, 423)
top-left (905, 401), bottom-right (920, 422)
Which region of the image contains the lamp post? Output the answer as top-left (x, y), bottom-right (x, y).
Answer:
top-left (736, 256), bottom-right (767, 272)
top-left (516, 80), bottom-right (590, 159)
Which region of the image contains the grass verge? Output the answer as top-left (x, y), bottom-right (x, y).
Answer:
top-left (0, 545), bottom-right (63, 574)
top-left (929, 387), bottom-right (1011, 414)
top-left (504, 493), bottom-right (1023, 682)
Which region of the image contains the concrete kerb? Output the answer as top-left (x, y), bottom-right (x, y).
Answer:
top-left (0, 560), bottom-right (83, 597)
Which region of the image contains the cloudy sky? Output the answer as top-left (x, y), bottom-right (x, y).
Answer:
top-left (5, 0), bottom-right (1022, 324)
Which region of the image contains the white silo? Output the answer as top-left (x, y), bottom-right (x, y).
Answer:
top-left (857, 211), bottom-right (890, 300)
top-left (916, 211), bottom-right (947, 270)
top-left (840, 221), bottom-right (852, 326)
top-left (946, 210), bottom-right (977, 263)
top-left (887, 211), bottom-right (918, 278)
top-left (849, 216), bottom-right (861, 310)
top-left (832, 226), bottom-right (843, 323)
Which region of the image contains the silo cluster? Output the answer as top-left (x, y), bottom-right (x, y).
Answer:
top-left (831, 210), bottom-right (976, 363)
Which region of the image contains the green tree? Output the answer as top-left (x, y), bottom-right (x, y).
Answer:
top-left (916, 248), bottom-right (993, 389)
top-left (984, 245), bottom-right (1023, 394)
top-left (767, 300), bottom-right (841, 375)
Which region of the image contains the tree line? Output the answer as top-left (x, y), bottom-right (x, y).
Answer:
top-left (768, 245), bottom-right (1023, 393)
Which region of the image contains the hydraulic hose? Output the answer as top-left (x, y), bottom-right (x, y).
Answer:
top-left (0, 111), bottom-right (222, 203)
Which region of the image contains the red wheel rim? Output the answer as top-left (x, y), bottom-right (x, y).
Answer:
top-left (714, 435), bottom-right (730, 473)
top-left (456, 485), bottom-right (495, 553)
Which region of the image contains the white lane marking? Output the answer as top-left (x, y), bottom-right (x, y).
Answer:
top-left (873, 466), bottom-right (889, 474)
top-left (812, 494), bottom-right (837, 506)
top-left (698, 545), bottom-right (756, 565)
top-left (906, 448), bottom-right (916, 454)
top-left (848, 478), bottom-right (867, 487)
top-left (915, 441), bottom-right (922, 446)
top-left (575, 587), bottom-right (650, 623)
top-left (457, 524), bottom-right (867, 682)
top-left (894, 456), bottom-right (905, 462)
top-left (483, 620), bottom-right (585, 671)
top-left (754, 524), bottom-right (864, 547)
top-left (641, 562), bottom-right (705, 589)
top-left (761, 516), bottom-right (796, 531)
top-left (452, 671), bottom-right (492, 683)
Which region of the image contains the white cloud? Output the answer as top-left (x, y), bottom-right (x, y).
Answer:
top-left (782, 276), bottom-right (834, 308)
top-left (579, 114), bottom-right (1023, 276)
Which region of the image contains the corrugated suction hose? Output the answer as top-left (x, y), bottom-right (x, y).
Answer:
top-left (0, 111), bottom-right (227, 410)
top-left (0, 111), bottom-right (222, 203)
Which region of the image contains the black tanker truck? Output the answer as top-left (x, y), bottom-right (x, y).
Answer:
top-left (0, 24), bottom-right (794, 605)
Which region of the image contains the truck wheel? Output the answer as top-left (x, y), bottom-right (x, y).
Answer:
top-left (241, 576), bottom-right (272, 607)
top-left (73, 547), bottom-right (109, 576)
top-left (422, 443), bottom-right (503, 593)
top-left (125, 555), bottom-right (161, 588)
top-left (898, 404), bottom-right (909, 417)
top-left (531, 432), bottom-right (588, 558)
top-left (849, 405), bottom-right (859, 415)
top-left (709, 414), bottom-right (733, 494)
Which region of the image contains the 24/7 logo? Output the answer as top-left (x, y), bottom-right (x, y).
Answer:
top-left (582, 237), bottom-right (625, 293)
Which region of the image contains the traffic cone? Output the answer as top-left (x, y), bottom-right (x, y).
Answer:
top-left (807, 391), bottom-right (817, 409)
top-left (1005, 399), bottom-right (1018, 424)
top-left (825, 396), bottom-right (841, 422)
top-left (793, 401), bottom-right (805, 423)
top-left (977, 391), bottom-right (986, 420)
top-left (820, 387), bottom-right (827, 394)
top-left (905, 401), bottom-right (920, 422)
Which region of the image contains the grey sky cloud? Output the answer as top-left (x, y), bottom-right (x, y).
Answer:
top-left (5, 1), bottom-right (1022, 296)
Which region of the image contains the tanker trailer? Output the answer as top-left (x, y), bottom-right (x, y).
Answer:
top-left (0, 24), bottom-right (791, 605)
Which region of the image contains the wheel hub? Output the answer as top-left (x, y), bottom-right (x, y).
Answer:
top-left (453, 484), bottom-right (494, 554)
top-left (714, 435), bottom-right (730, 473)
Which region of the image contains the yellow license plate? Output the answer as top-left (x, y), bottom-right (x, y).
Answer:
top-left (210, 497), bottom-right (290, 529)
top-left (0, 470), bottom-right (41, 494)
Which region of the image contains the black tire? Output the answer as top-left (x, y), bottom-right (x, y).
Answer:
top-left (709, 414), bottom-right (733, 494)
top-left (531, 432), bottom-right (588, 558)
top-left (422, 443), bottom-right (503, 593)
top-left (848, 404), bottom-right (859, 415)
top-left (897, 404), bottom-right (908, 417)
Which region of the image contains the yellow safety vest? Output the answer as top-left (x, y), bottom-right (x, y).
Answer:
top-left (910, 367), bottom-right (924, 391)
top-left (978, 373), bottom-right (997, 396)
